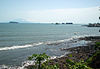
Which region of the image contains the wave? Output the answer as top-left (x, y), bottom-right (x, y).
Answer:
top-left (0, 42), bottom-right (43, 51)
top-left (0, 35), bottom-right (91, 51)
top-left (45, 35), bottom-right (86, 45)
top-left (0, 35), bottom-right (96, 68)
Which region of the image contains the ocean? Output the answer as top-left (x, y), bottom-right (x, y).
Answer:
top-left (0, 23), bottom-right (100, 66)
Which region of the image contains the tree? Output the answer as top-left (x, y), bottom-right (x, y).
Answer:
top-left (28, 53), bottom-right (50, 69)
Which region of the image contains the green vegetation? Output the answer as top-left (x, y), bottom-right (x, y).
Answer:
top-left (41, 62), bottom-right (59, 69)
top-left (27, 42), bottom-right (100, 69)
top-left (88, 42), bottom-right (100, 68)
top-left (66, 42), bottom-right (100, 69)
top-left (68, 54), bottom-right (73, 57)
top-left (87, 50), bottom-right (100, 69)
top-left (95, 42), bottom-right (100, 50)
top-left (28, 53), bottom-right (59, 69)
top-left (66, 59), bottom-right (91, 69)
top-left (28, 53), bottom-right (49, 69)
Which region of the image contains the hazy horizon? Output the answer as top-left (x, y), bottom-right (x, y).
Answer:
top-left (0, 0), bottom-right (100, 24)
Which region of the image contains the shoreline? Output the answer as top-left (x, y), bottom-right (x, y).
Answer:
top-left (0, 36), bottom-right (100, 69)
top-left (40, 36), bottom-right (100, 69)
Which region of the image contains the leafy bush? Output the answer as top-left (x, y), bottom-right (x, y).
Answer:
top-left (95, 42), bottom-right (100, 46)
top-left (87, 50), bottom-right (100, 68)
top-left (68, 54), bottom-right (73, 57)
top-left (28, 53), bottom-right (49, 69)
top-left (28, 53), bottom-right (59, 69)
top-left (66, 59), bottom-right (75, 66)
top-left (95, 42), bottom-right (100, 50)
top-left (41, 63), bottom-right (59, 69)
top-left (66, 59), bottom-right (91, 69)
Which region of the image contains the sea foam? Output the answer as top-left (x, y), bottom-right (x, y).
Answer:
top-left (0, 35), bottom-right (89, 51)
top-left (0, 42), bottom-right (43, 51)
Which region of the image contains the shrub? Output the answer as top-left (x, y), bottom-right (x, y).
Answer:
top-left (66, 59), bottom-right (91, 69)
top-left (87, 51), bottom-right (100, 68)
top-left (28, 53), bottom-right (59, 69)
top-left (95, 42), bottom-right (100, 50)
top-left (28, 53), bottom-right (49, 69)
top-left (41, 63), bottom-right (59, 69)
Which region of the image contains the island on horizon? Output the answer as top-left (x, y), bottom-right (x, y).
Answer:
top-left (9, 21), bottom-right (19, 24)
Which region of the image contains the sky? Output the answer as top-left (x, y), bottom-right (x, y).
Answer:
top-left (0, 0), bottom-right (100, 24)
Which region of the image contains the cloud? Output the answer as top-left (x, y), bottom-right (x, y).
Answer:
top-left (23, 6), bottom-right (99, 23)
top-left (1, 6), bottom-right (98, 23)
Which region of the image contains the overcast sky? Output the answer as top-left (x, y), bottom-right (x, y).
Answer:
top-left (0, 0), bottom-right (100, 24)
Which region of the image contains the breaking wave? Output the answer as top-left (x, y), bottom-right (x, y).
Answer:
top-left (0, 35), bottom-right (89, 51)
top-left (0, 42), bottom-right (43, 51)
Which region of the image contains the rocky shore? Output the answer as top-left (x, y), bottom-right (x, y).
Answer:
top-left (47, 36), bottom-right (100, 69)
top-left (1, 36), bottom-right (100, 69)
top-left (82, 23), bottom-right (100, 27)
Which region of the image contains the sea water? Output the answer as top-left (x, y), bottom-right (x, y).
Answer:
top-left (0, 23), bottom-right (100, 66)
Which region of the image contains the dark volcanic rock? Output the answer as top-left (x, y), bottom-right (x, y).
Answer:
top-left (79, 36), bottom-right (100, 41)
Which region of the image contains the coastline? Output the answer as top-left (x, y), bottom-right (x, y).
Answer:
top-left (44, 36), bottom-right (100, 69)
top-left (0, 36), bottom-right (100, 69)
